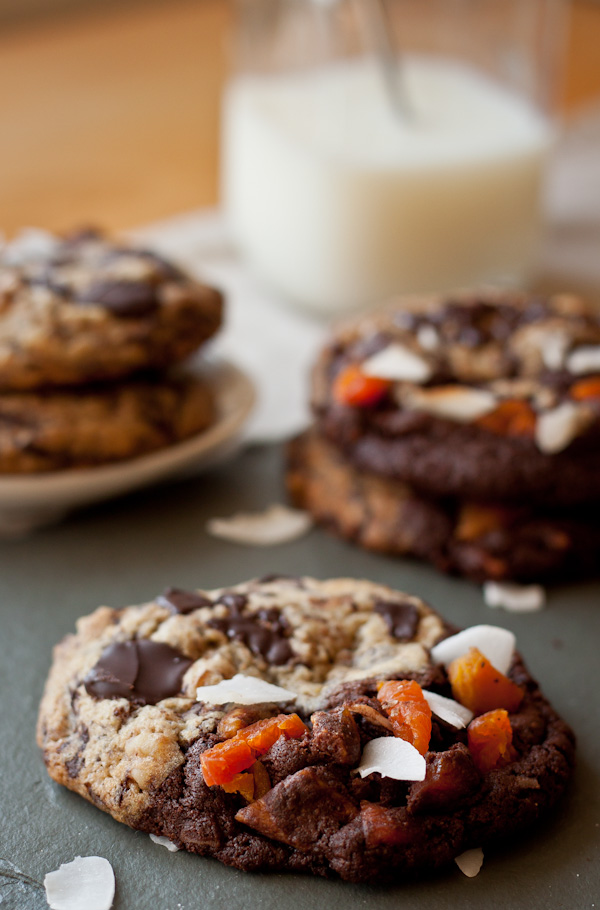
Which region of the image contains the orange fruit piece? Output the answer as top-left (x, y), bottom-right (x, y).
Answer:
top-left (201, 713), bottom-right (307, 787)
top-left (221, 771), bottom-right (256, 801)
top-left (200, 738), bottom-right (255, 787)
top-left (454, 503), bottom-right (514, 542)
top-left (475, 399), bottom-right (536, 437)
top-left (448, 647), bottom-right (524, 715)
top-left (332, 364), bottom-right (391, 408)
top-left (377, 680), bottom-right (432, 755)
top-left (570, 375), bottom-right (600, 400)
top-left (468, 708), bottom-right (518, 773)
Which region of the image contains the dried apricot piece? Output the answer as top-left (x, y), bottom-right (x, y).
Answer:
top-left (570, 375), bottom-right (600, 401)
top-left (475, 399), bottom-right (536, 437)
top-left (448, 647), bottom-right (523, 715)
top-left (201, 713), bottom-right (307, 787)
top-left (455, 503), bottom-right (513, 542)
top-left (221, 771), bottom-right (255, 802)
top-left (332, 364), bottom-right (391, 408)
top-left (468, 708), bottom-right (518, 773)
top-left (200, 738), bottom-right (255, 787)
top-left (377, 680), bottom-right (432, 755)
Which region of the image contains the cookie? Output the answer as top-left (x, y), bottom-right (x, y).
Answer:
top-left (0, 372), bottom-right (215, 472)
top-left (313, 291), bottom-right (600, 506)
top-left (37, 576), bottom-right (574, 883)
top-left (0, 228), bottom-right (223, 389)
top-left (287, 429), bottom-right (600, 583)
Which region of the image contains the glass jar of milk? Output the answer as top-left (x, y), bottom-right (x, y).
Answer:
top-left (222, 0), bottom-right (566, 314)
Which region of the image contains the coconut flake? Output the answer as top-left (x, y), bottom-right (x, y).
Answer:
top-left (206, 504), bottom-right (312, 546)
top-left (402, 385), bottom-right (497, 422)
top-left (541, 331), bottom-right (570, 370)
top-left (483, 581), bottom-right (546, 613)
top-left (566, 345), bottom-right (600, 375)
top-left (416, 324), bottom-right (440, 351)
top-left (196, 673), bottom-right (297, 706)
top-left (355, 737), bottom-right (426, 781)
top-left (423, 690), bottom-right (473, 728)
top-left (149, 834), bottom-right (180, 852)
top-left (361, 343), bottom-right (433, 383)
top-left (430, 625), bottom-right (515, 675)
top-left (455, 847), bottom-right (484, 878)
top-left (44, 856), bottom-right (115, 910)
top-left (2, 228), bottom-right (59, 266)
top-left (535, 402), bottom-right (593, 454)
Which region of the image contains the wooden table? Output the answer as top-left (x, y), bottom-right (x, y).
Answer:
top-left (0, 0), bottom-right (599, 235)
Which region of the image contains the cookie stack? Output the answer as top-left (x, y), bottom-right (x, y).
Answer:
top-left (0, 229), bottom-right (223, 471)
top-left (288, 290), bottom-right (600, 583)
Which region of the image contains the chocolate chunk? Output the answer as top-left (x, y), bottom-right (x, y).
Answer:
top-left (208, 615), bottom-right (293, 666)
top-left (158, 587), bottom-right (212, 615)
top-left (235, 767), bottom-right (357, 850)
top-left (84, 640), bottom-right (192, 705)
top-left (76, 279), bottom-right (159, 317)
top-left (374, 600), bottom-right (419, 640)
top-left (407, 743), bottom-right (480, 815)
top-left (216, 593), bottom-right (248, 613)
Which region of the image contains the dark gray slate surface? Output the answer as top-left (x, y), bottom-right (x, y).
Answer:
top-left (0, 444), bottom-right (598, 909)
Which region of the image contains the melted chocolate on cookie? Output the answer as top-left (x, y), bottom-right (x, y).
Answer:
top-left (158, 587), bottom-right (213, 615)
top-left (84, 640), bottom-right (192, 705)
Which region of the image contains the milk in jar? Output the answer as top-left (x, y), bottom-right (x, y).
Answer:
top-left (222, 56), bottom-right (554, 313)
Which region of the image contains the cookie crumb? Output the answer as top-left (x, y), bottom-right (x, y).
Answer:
top-left (454, 847), bottom-right (484, 878)
top-left (206, 504), bottom-right (312, 546)
top-left (483, 581), bottom-right (546, 613)
top-left (44, 856), bottom-right (114, 910)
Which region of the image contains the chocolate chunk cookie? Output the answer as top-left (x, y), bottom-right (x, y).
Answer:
top-left (0, 228), bottom-right (222, 389)
top-left (287, 429), bottom-right (600, 583)
top-left (37, 576), bottom-right (574, 883)
top-left (0, 372), bottom-right (214, 472)
top-left (313, 291), bottom-right (600, 506)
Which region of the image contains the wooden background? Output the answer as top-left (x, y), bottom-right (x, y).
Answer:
top-left (0, 0), bottom-right (599, 235)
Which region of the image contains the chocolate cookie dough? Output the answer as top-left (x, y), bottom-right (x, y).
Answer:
top-left (313, 291), bottom-right (600, 506)
top-left (287, 429), bottom-right (600, 583)
top-left (0, 372), bottom-right (215, 472)
top-left (0, 228), bottom-right (222, 389)
top-left (37, 576), bottom-right (574, 883)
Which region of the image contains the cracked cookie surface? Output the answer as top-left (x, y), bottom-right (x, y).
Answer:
top-left (37, 576), bottom-right (574, 882)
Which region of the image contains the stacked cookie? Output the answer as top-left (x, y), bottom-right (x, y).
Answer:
top-left (288, 290), bottom-right (600, 583)
top-left (0, 229), bottom-right (223, 471)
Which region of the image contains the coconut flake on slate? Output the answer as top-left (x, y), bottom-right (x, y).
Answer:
top-left (206, 504), bottom-right (312, 546)
top-left (566, 345), bottom-right (600, 375)
top-left (361, 342), bottom-right (433, 383)
top-left (423, 690), bottom-right (473, 728)
top-left (44, 856), bottom-right (115, 910)
top-left (355, 737), bottom-right (426, 781)
top-left (196, 673), bottom-right (297, 706)
top-left (402, 385), bottom-right (497, 422)
top-left (483, 581), bottom-right (546, 613)
top-left (455, 847), bottom-right (484, 878)
top-left (149, 834), bottom-right (180, 852)
top-left (535, 402), bottom-right (593, 454)
top-left (430, 625), bottom-right (515, 675)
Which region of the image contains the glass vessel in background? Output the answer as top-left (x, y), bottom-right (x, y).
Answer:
top-left (222, 0), bottom-right (567, 315)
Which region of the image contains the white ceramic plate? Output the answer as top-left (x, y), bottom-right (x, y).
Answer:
top-left (0, 358), bottom-right (255, 536)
